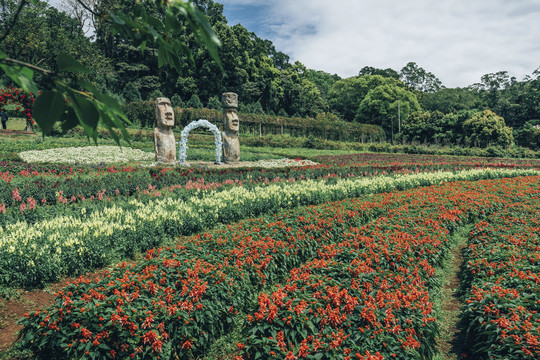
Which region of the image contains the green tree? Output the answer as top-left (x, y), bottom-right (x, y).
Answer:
top-left (466, 70), bottom-right (540, 129)
top-left (403, 109), bottom-right (476, 146)
top-left (0, 0), bottom-right (106, 88)
top-left (401, 110), bottom-right (444, 144)
top-left (433, 110), bottom-right (476, 146)
top-left (278, 62), bottom-right (326, 117)
top-left (328, 75), bottom-right (402, 121)
top-left (186, 93), bottom-right (203, 108)
top-left (462, 110), bottom-right (514, 147)
top-left (170, 93), bottom-right (184, 107)
top-left (469, 71), bottom-right (512, 110)
top-left (242, 101), bottom-right (264, 114)
top-left (147, 89), bottom-right (164, 101)
top-left (355, 84), bottom-right (421, 137)
top-left (358, 66), bottom-right (399, 79)
top-left (400, 62), bottom-right (443, 93)
top-left (113, 44), bottom-right (161, 101)
top-left (498, 75), bottom-right (540, 128)
top-left (514, 119), bottom-right (540, 149)
top-left (420, 88), bottom-right (482, 113)
top-left (304, 69), bottom-right (340, 99)
top-left (122, 81), bottom-right (141, 102)
top-left (206, 95), bottom-right (221, 110)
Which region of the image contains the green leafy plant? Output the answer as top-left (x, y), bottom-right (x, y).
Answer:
top-left (0, 0), bottom-right (221, 144)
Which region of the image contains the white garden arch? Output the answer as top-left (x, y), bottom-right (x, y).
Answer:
top-left (178, 119), bottom-right (223, 164)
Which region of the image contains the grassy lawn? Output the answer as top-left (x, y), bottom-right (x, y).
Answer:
top-left (1, 117), bottom-right (27, 131)
top-left (242, 145), bottom-right (362, 159)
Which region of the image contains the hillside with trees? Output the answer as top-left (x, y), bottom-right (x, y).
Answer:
top-left (1, 0), bottom-right (539, 150)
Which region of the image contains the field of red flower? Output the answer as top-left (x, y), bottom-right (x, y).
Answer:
top-left (461, 191), bottom-right (540, 359)
top-left (16, 175), bottom-right (540, 359)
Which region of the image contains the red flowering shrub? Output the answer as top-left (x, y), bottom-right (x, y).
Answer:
top-left (239, 178), bottom-right (539, 359)
top-left (16, 190), bottom-right (406, 358)
top-left (0, 87), bottom-right (36, 126)
top-left (461, 188), bottom-right (540, 359)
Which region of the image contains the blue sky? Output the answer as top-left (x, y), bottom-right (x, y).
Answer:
top-left (219, 0), bottom-right (540, 88)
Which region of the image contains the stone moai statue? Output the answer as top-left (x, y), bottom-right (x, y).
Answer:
top-left (222, 92), bottom-right (240, 163)
top-left (153, 97), bottom-right (177, 163)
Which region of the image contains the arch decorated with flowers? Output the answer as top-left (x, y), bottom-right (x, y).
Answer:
top-left (178, 119), bottom-right (223, 164)
top-left (0, 87), bottom-right (36, 131)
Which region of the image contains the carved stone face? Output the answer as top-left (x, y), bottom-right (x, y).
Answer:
top-left (155, 97), bottom-right (174, 128)
top-left (224, 109), bottom-right (239, 132)
top-left (222, 92), bottom-right (238, 108)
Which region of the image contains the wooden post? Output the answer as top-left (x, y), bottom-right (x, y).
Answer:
top-left (398, 100), bottom-right (401, 133)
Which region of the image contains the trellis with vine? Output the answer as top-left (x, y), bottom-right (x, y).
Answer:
top-left (0, 87), bottom-right (36, 131)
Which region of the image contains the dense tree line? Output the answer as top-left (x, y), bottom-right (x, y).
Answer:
top-left (1, 0), bottom-right (539, 149)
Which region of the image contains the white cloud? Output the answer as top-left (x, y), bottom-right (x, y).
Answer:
top-left (47, 0), bottom-right (540, 88)
top-left (223, 0), bottom-right (540, 87)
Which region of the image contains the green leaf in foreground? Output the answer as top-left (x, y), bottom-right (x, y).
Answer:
top-left (56, 54), bottom-right (90, 73)
top-left (68, 92), bottom-right (100, 143)
top-left (32, 90), bottom-right (66, 135)
top-left (0, 51), bottom-right (39, 94)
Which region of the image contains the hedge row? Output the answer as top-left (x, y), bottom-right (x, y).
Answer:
top-left (121, 101), bottom-right (385, 143)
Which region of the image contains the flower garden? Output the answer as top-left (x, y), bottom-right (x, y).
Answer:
top-left (0, 146), bottom-right (539, 359)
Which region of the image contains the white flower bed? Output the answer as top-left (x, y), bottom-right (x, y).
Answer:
top-left (19, 145), bottom-right (317, 168)
top-left (19, 146), bottom-right (154, 164)
top-left (251, 158), bottom-right (318, 168)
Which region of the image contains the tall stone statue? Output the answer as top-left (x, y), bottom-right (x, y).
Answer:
top-left (153, 97), bottom-right (177, 163)
top-left (222, 92), bottom-right (240, 163)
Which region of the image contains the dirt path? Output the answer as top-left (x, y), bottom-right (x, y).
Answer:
top-left (0, 269), bottom-right (111, 354)
top-left (0, 290), bottom-right (56, 352)
top-left (0, 130), bottom-right (35, 136)
top-left (436, 226), bottom-right (471, 360)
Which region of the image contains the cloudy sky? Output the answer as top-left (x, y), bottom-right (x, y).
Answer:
top-left (47, 0), bottom-right (540, 88)
top-left (219, 0), bottom-right (540, 88)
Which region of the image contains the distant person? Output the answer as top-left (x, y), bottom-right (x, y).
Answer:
top-left (0, 109), bottom-right (7, 130)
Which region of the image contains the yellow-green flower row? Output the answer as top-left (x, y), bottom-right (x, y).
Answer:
top-left (0, 168), bottom-right (537, 287)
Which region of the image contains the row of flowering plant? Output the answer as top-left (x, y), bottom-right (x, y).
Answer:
top-left (18, 146), bottom-right (154, 164)
top-left (16, 184), bottom-right (412, 359)
top-left (2, 152), bottom-right (539, 209)
top-left (312, 152), bottom-right (540, 171)
top-left (1, 168), bottom-right (537, 288)
top-left (460, 191), bottom-right (540, 359)
top-left (16, 175), bottom-right (540, 359)
top-left (237, 176), bottom-right (540, 360)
